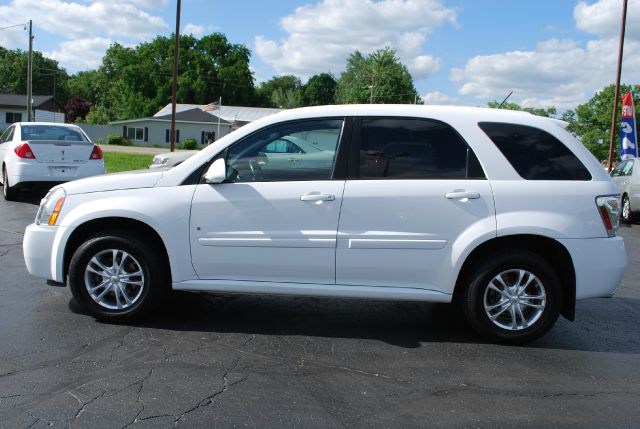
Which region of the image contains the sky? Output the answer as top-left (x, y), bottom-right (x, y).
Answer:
top-left (0, 0), bottom-right (638, 110)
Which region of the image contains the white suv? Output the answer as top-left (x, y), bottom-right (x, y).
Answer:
top-left (22, 105), bottom-right (627, 344)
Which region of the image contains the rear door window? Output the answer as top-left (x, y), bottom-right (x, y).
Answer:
top-left (354, 118), bottom-right (485, 179)
top-left (479, 122), bottom-right (591, 181)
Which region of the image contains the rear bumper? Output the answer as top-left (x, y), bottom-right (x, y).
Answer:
top-left (7, 160), bottom-right (105, 187)
top-left (558, 236), bottom-right (627, 300)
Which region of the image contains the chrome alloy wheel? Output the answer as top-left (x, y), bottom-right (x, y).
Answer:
top-left (483, 269), bottom-right (546, 331)
top-left (623, 197), bottom-right (631, 221)
top-left (2, 168), bottom-right (8, 196)
top-left (84, 249), bottom-right (145, 310)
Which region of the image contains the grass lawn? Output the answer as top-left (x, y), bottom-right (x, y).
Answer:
top-left (104, 152), bottom-right (154, 173)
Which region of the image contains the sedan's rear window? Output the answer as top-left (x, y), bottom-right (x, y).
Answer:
top-left (21, 125), bottom-right (88, 142)
top-left (479, 122), bottom-right (591, 181)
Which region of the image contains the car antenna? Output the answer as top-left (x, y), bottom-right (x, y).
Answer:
top-left (497, 91), bottom-right (513, 109)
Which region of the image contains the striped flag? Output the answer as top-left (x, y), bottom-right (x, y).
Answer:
top-left (620, 92), bottom-right (638, 160)
top-left (201, 101), bottom-right (220, 112)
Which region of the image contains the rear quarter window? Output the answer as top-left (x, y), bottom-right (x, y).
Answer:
top-left (479, 122), bottom-right (591, 181)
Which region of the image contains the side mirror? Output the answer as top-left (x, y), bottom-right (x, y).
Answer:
top-left (203, 158), bottom-right (227, 184)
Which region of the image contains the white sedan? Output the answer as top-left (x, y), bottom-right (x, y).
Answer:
top-left (0, 122), bottom-right (105, 200)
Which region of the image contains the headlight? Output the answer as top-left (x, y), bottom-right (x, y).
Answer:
top-left (151, 156), bottom-right (168, 166)
top-left (36, 188), bottom-right (66, 226)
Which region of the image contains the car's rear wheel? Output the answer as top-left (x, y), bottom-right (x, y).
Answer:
top-left (2, 166), bottom-right (19, 201)
top-left (68, 232), bottom-right (169, 322)
top-left (460, 250), bottom-right (561, 344)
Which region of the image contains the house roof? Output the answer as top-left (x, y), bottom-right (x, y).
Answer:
top-left (0, 94), bottom-right (59, 108)
top-left (154, 108), bottom-right (231, 124)
top-left (154, 103), bottom-right (283, 123)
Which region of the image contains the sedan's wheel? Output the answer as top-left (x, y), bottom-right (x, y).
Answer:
top-left (461, 250), bottom-right (561, 344)
top-left (2, 166), bottom-right (19, 201)
top-left (622, 195), bottom-right (633, 223)
top-left (69, 233), bottom-right (168, 322)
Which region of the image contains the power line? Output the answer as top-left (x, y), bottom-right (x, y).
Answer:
top-left (0, 22), bottom-right (28, 31)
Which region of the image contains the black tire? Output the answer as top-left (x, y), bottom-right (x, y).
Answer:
top-left (460, 250), bottom-right (561, 344)
top-left (68, 232), bottom-right (169, 322)
top-left (621, 195), bottom-right (635, 224)
top-left (2, 166), bottom-right (19, 201)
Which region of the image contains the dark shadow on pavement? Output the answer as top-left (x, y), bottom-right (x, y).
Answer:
top-left (69, 291), bottom-right (640, 353)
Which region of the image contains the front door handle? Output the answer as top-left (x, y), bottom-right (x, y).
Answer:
top-left (300, 193), bottom-right (335, 202)
top-left (445, 190), bottom-right (480, 200)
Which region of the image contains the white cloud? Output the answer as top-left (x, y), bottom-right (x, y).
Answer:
top-left (184, 23), bottom-right (205, 37)
top-left (0, 24), bottom-right (28, 51)
top-left (125, 0), bottom-right (169, 8)
top-left (450, 0), bottom-right (640, 109)
top-left (0, 0), bottom-right (168, 44)
top-left (44, 37), bottom-right (112, 70)
top-left (574, 0), bottom-right (640, 41)
top-left (407, 55), bottom-right (440, 79)
top-left (422, 91), bottom-right (459, 105)
top-left (255, 0), bottom-right (456, 79)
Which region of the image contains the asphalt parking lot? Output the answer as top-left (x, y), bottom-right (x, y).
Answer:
top-left (1, 192), bottom-right (639, 429)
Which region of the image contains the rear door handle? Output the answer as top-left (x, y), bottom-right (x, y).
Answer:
top-left (445, 191), bottom-right (480, 200)
top-left (300, 193), bottom-right (335, 202)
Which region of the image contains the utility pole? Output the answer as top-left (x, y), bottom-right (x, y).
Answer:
top-left (169, 0), bottom-right (181, 152)
top-left (26, 19), bottom-right (33, 122)
top-left (607, 0), bottom-right (628, 172)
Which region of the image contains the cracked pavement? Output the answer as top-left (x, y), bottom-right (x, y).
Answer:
top-left (1, 192), bottom-right (639, 428)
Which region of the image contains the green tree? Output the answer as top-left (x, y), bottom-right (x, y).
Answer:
top-left (256, 75), bottom-right (303, 107)
top-left (335, 48), bottom-right (419, 104)
top-left (85, 105), bottom-right (109, 125)
top-left (487, 100), bottom-right (557, 118)
top-left (65, 33), bottom-right (257, 122)
top-left (0, 46), bottom-right (70, 102)
top-left (302, 73), bottom-right (337, 106)
top-left (563, 84), bottom-right (640, 161)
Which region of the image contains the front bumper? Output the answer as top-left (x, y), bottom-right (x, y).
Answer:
top-left (23, 223), bottom-right (66, 283)
top-left (558, 236), bottom-right (627, 300)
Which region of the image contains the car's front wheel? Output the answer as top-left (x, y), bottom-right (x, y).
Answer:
top-left (460, 250), bottom-right (561, 344)
top-left (622, 195), bottom-right (635, 223)
top-left (2, 166), bottom-right (19, 201)
top-left (68, 232), bottom-right (169, 322)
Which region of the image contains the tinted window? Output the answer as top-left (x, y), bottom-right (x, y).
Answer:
top-left (225, 119), bottom-right (343, 182)
top-left (357, 118), bottom-right (484, 179)
top-left (479, 122), bottom-right (591, 181)
top-left (21, 125), bottom-right (88, 142)
top-left (623, 160), bottom-right (634, 176)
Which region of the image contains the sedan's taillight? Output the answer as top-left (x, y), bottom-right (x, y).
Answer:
top-left (90, 145), bottom-right (103, 160)
top-left (596, 195), bottom-right (620, 237)
top-left (14, 142), bottom-right (35, 159)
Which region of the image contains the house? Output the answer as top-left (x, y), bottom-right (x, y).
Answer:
top-left (0, 94), bottom-right (66, 128)
top-left (85, 104), bottom-right (283, 147)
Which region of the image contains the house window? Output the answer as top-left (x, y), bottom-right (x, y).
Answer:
top-left (5, 112), bottom-right (22, 124)
top-left (127, 127), bottom-right (145, 141)
top-left (165, 129), bottom-right (180, 143)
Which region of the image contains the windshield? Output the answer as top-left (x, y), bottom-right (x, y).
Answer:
top-left (21, 125), bottom-right (89, 142)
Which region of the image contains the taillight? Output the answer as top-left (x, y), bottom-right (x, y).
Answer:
top-left (596, 195), bottom-right (620, 237)
top-left (14, 142), bottom-right (35, 159)
top-left (90, 145), bottom-right (103, 160)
